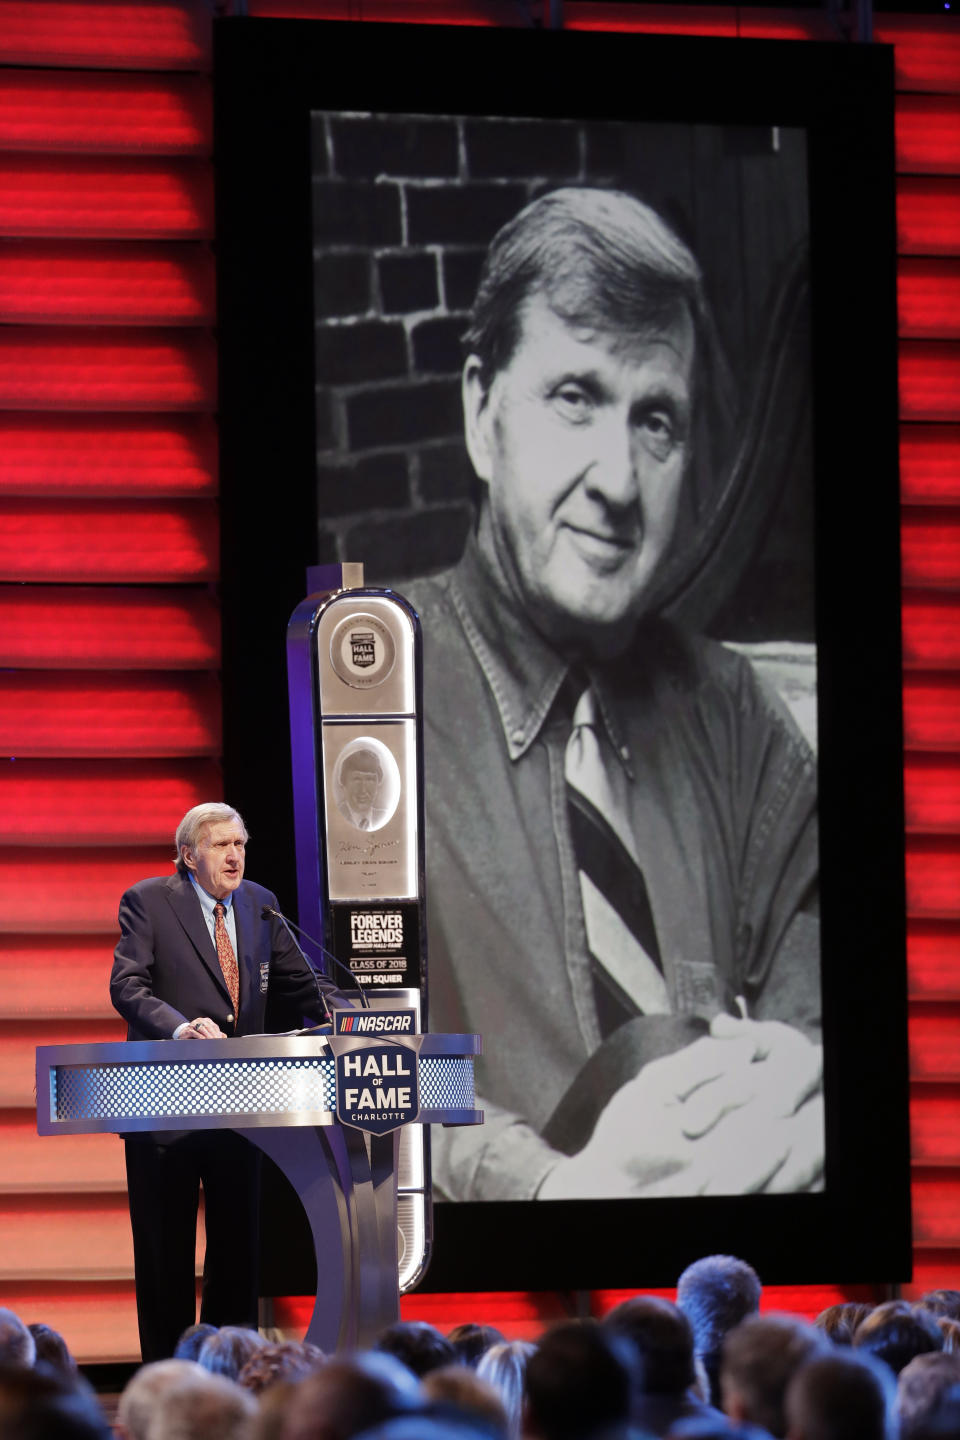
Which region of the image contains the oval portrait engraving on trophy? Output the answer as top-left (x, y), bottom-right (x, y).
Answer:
top-left (334, 736), bottom-right (401, 834)
top-left (330, 611), bottom-right (397, 689)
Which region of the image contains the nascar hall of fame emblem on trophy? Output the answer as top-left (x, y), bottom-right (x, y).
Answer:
top-left (330, 612), bottom-right (396, 690)
top-left (329, 1018), bottom-right (423, 1136)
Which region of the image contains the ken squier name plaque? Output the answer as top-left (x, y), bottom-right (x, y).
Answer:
top-left (322, 721), bottom-right (418, 902)
top-left (331, 904), bottom-right (422, 990)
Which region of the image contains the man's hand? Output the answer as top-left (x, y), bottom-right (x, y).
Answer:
top-left (178, 1017), bottom-right (226, 1040)
top-left (538, 1016), bottom-right (823, 1200)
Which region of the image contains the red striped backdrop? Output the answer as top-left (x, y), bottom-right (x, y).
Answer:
top-left (0, 0), bottom-right (956, 1361)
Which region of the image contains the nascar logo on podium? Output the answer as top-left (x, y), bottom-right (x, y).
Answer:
top-left (334, 1009), bottom-right (415, 1035)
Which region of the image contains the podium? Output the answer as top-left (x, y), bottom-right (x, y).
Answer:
top-left (36, 1032), bottom-right (481, 1351)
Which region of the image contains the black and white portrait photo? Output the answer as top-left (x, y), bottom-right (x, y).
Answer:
top-left (215, 14), bottom-right (907, 1283)
top-left (309, 109), bottom-right (822, 1204)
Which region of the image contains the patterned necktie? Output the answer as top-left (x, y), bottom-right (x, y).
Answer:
top-left (213, 902), bottom-right (240, 1016)
top-left (564, 681), bottom-right (669, 1036)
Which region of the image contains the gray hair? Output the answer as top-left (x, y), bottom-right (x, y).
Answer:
top-left (143, 1371), bottom-right (256, 1440)
top-left (118, 1360), bottom-right (207, 1440)
top-left (0, 1306), bottom-right (36, 1367)
top-left (463, 185), bottom-right (707, 393)
top-left (477, 1340), bottom-right (536, 1440)
top-left (174, 803), bottom-right (248, 874)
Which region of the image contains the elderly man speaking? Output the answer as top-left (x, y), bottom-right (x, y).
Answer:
top-left (405, 186), bottom-right (822, 1204)
top-left (111, 801), bottom-right (340, 1361)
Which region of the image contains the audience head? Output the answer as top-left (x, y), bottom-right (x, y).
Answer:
top-left (814, 1305), bottom-right (875, 1349)
top-left (249, 1380), bottom-right (300, 1440)
top-left (785, 1348), bottom-right (897, 1440)
top-left (117, 1360), bottom-right (207, 1440)
top-left (422, 1364), bottom-right (509, 1434)
top-left (604, 1294), bottom-right (696, 1396)
top-left (854, 1302), bottom-right (943, 1377)
top-left (283, 1350), bottom-right (422, 1440)
top-left (524, 1320), bottom-right (634, 1440)
top-left (936, 1319), bottom-right (960, 1355)
top-left (0, 1363), bottom-right (111, 1440)
top-left (671, 1420), bottom-right (773, 1440)
top-left (198, 1327), bottom-right (267, 1382)
top-left (906, 1381), bottom-right (960, 1440)
top-left (721, 1313), bottom-right (824, 1438)
top-left (143, 1369), bottom-right (257, 1440)
top-left (174, 1325), bottom-right (219, 1363)
top-left (237, 1341), bottom-right (324, 1395)
top-left (448, 1324), bottom-right (506, 1370)
top-left (476, 1340), bottom-right (535, 1440)
top-left (0, 1310), bottom-right (36, 1368)
top-left (360, 1417), bottom-right (497, 1440)
top-left (27, 1324), bottom-right (75, 1377)
top-left (677, 1257), bottom-right (762, 1405)
top-left (375, 1322), bottom-right (458, 1379)
top-left (897, 1352), bottom-right (960, 1439)
top-left (917, 1293), bottom-right (960, 1323)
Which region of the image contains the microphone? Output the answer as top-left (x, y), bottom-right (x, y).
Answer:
top-left (261, 905), bottom-right (370, 1011)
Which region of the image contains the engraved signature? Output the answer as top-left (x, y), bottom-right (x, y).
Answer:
top-left (336, 839), bottom-right (401, 859)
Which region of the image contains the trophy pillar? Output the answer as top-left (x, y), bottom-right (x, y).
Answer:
top-left (287, 564), bottom-right (431, 1290)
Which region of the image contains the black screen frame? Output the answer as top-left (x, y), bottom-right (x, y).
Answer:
top-left (214, 16), bottom-right (910, 1290)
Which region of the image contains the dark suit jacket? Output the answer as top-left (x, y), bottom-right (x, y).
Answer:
top-left (110, 871), bottom-right (337, 1040)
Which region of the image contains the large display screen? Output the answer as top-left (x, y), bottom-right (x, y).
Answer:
top-left (214, 16), bottom-right (909, 1289)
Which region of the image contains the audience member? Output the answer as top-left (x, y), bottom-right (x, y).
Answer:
top-left (524, 1320), bottom-right (634, 1440)
top-left (907, 1381), bottom-right (960, 1440)
top-left (785, 1348), bottom-right (897, 1440)
top-left (917, 1293), bottom-right (960, 1323)
top-left (174, 1324), bottom-right (219, 1363)
top-left (853, 1302), bottom-right (943, 1377)
top-left (423, 1363), bottom-right (510, 1434)
top-left (143, 1369), bottom-right (257, 1440)
top-left (604, 1295), bottom-right (719, 1433)
top-left (477, 1341), bottom-right (536, 1440)
top-left (237, 1340), bottom-right (324, 1395)
top-left (27, 1323), bottom-right (76, 1377)
top-left (897, 1352), bottom-right (960, 1439)
top-left (721, 1314), bottom-right (824, 1437)
top-left (0, 1362), bottom-right (111, 1440)
top-left (677, 1258), bottom-right (762, 1407)
top-left (250, 1380), bottom-right (300, 1440)
top-left (935, 1318), bottom-right (960, 1354)
top-left (283, 1351), bottom-right (423, 1440)
top-left (361, 1416), bottom-right (501, 1440)
top-left (375, 1322), bottom-right (459, 1378)
top-left (116, 1359), bottom-right (207, 1440)
top-left (670, 1420), bottom-right (767, 1440)
top-left (449, 1325), bottom-right (507, 1369)
top-left (0, 1310), bottom-right (36, 1368)
top-left (198, 1326), bottom-right (268, 1381)
top-left (813, 1306), bottom-right (874, 1349)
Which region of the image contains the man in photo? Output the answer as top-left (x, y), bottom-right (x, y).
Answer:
top-left (404, 186), bottom-right (822, 1202)
top-left (336, 746), bottom-right (392, 832)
